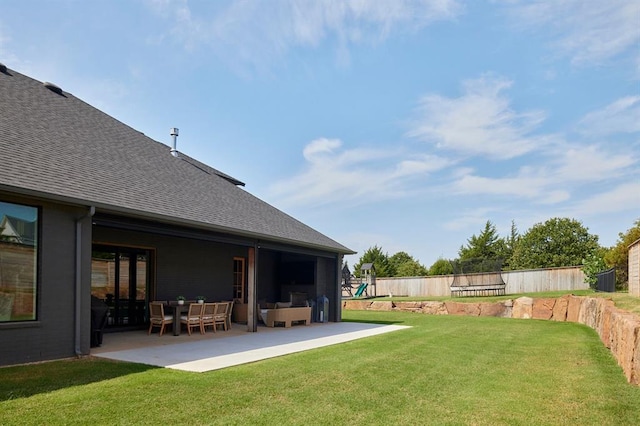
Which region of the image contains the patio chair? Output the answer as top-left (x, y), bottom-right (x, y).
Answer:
top-left (180, 303), bottom-right (204, 335)
top-left (223, 300), bottom-right (234, 330)
top-left (213, 302), bottom-right (229, 332)
top-left (148, 302), bottom-right (173, 336)
top-left (201, 302), bottom-right (216, 333)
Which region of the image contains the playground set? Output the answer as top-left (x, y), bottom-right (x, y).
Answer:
top-left (342, 263), bottom-right (376, 298)
top-left (341, 258), bottom-right (507, 299)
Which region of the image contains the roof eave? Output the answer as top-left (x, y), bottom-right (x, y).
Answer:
top-left (0, 184), bottom-right (355, 255)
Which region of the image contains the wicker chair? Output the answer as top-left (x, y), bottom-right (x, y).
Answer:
top-left (180, 303), bottom-right (204, 335)
top-left (148, 302), bottom-right (173, 336)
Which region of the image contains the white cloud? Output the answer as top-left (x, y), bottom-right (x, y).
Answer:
top-left (407, 75), bottom-right (547, 159)
top-left (551, 144), bottom-right (636, 182)
top-left (448, 140), bottom-right (636, 205)
top-left (144, 0), bottom-right (464, 71)
top-left (452, 173), bottom-right (551, 199)
top-left (566, 182), bottom-right (640, 217)
top-left (396, 155), bottom-right (447, 176)
top-left (450, 165), bottom-right (574, 205)
top-left (271, 72), bottom-right (638, 214)
top-left (501, 0), bottom-right (640, 71)
top-left (303, 138), bottom-right (342, 162)
top-left (579, 96), bottom-right (640, 136)
top-left (268, 137), bottom-right (452, 208)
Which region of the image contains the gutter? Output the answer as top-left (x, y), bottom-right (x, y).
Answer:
top-left (75, 206), bottom-right (95, 356)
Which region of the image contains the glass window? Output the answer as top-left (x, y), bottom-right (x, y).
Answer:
top-left (0, 200), bottom-right (38, 322)
top-left (233, 257), bottom-right (246, 303)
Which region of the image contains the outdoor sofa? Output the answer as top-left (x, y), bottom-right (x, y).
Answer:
top-left (261, 302), bottom-right (312, 328)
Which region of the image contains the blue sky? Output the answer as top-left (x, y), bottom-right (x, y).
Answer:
top-left (1, 1), bottom-right (639, 268)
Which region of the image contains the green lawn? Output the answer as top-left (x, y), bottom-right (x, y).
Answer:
top-left (1, 310), bottom-right (639, 425)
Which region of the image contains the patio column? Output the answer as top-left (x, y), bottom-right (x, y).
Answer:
top-left (247, 245), bottom-right (257, 332)
top-left (334, 254), bottom-right (343, 322)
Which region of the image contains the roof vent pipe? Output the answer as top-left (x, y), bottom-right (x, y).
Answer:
top-left (170, 127), bottom-right (179, 157)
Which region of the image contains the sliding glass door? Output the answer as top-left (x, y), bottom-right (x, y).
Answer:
top-left (91, 245), bottom-right (152, 329)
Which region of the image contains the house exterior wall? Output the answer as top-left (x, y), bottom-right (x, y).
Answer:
top-left (1, 202), bottom-right (344, 367)
top-left (257, 249), bottom-right (278, 303)
top-left (92, 226), bottom-right (250, 302)
top-left (316, 256), bottom-right (340, 321)
top-left (0, 193), bottom-right (90, 366)
top-left (92, 229), bottom-right (343, 317)
top-left (629, 239), bottom-right (640, 297)
top-left (316, 257), bottom-right (330, 297)
top-left (252, 249), bottom-right (340, 322)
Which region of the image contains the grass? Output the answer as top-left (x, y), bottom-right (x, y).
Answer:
top-left (593, 292), bottom-right (640, 315)
top-left (2, 310), bottom-right (639, 425)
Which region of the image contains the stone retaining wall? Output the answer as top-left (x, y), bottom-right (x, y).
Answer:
top-left (343, 295), bottom-right (640, 386)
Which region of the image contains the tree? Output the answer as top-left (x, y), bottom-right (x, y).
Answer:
top-left (510, 218), bottom-right (600, 269)
top-left (353, 245), bottom-right (391, 278)
top-left (388, 251), bottom-right (428, 277)
top-left (503, 220), bottom-right (520, 270)
top-left (458, 220), bottom-right (508, 262)
top-left (582, 249), bottom-right (608, 290)
top-left (604, 218), bottom-right (640, 290)
top-left (454, 220), bottom-right (507, 272)
top-left (428, 257), bottom-right (454, 275)
top-left (395, 261), bottom-right (428, 277)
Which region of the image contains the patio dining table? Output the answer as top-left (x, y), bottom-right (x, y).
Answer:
top-left (168, 303), bottom-right (191, 336)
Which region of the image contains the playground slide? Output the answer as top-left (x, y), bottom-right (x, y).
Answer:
top-left (354, 283), bottom-right (368, 298)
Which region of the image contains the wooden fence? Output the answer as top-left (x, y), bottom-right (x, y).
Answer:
top-left (353, 266), bottom-right (588, 298)
top-left (630, 239), bottom-right (640, 297)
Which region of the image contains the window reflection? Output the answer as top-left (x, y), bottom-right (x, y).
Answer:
top-left (91, 247), bottom-right (148, 328)
top-left (0, 201), bottom-right (38, 322)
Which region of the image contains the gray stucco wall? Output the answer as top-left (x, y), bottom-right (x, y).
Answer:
top-left (0, 194), bottom-right (90, 366)
top-left (316, 256), bottom-right (339, 321)
top-left (257, 250), bottom-right (340, 320)
top-left (92, 226), bottom-right (250, 302)
top-left (256, 249), bottom-right (278, 303)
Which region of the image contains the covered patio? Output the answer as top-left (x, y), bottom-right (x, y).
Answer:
top-left (91, 322), bottom-right (410, 372)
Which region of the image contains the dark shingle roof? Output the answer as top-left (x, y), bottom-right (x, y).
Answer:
top-left (0, 65), bottom-right (353, 254)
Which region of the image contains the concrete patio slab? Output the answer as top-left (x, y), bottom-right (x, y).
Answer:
top-left (93, 322), bottom-right (410, 372)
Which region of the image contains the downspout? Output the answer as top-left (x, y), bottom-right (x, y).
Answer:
top-left (75, 206), bottom-right (95, 356)
top-left (335, 254), bottom-right (343, 322)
